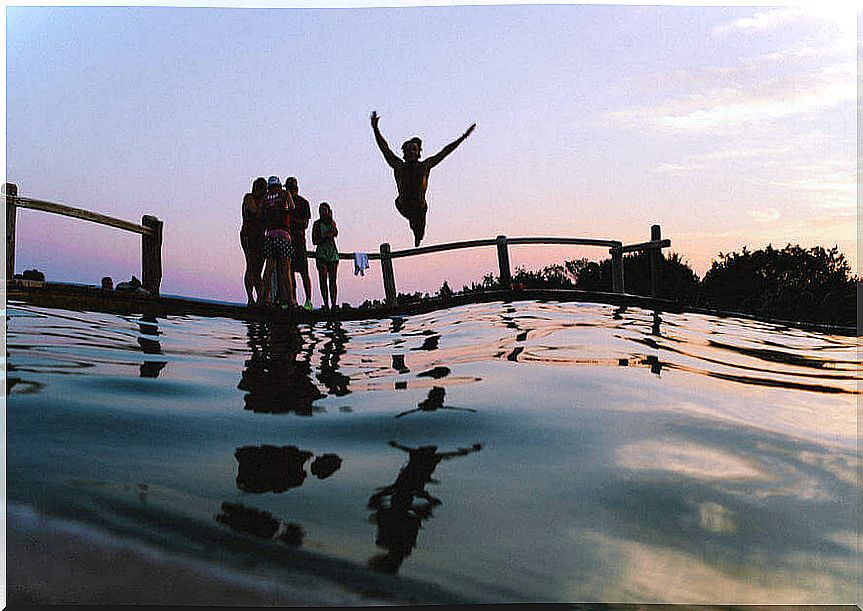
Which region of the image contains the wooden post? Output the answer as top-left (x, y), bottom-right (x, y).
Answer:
top-left (5, 183), bottom-right (18, 280)
top-left (141, 215), bottom-right (163, 296)
top-left (650, 224), bottom-right (661, 298)
top-left (496, 235), bottom-right (511, 290)
top-left (380, 242), bottom-right (397, 305)
top-left (610, 246), bottom-right (625, 294)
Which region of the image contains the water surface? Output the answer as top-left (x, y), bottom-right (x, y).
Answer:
top-left (6, 300), bottom-right (859, 603)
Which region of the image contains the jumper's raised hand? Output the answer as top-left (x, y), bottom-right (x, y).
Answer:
top-left (463, 123), bottom-right (476, 139)
top-left (370, 110), bottom-right (380, 127)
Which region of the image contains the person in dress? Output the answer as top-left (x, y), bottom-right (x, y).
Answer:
top-left (311, 202), bottom-right (339, 309)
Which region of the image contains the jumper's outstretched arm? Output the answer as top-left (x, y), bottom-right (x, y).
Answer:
top-left (371, 111), bottom-right (400, 169)
top-left (426, 123), bottom-right (476, 169)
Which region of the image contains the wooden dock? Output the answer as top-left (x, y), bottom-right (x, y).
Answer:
top-left (4, 181), bottom-right (690, 322)
top-left (6, 279), bottom-right (685, 323)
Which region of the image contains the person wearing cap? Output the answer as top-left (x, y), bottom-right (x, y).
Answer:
top-left (285, 176), bottom-right (313, 311)
top-left (240, 177), bottom-right (268, 305)
top-left (261, 176), bottom-right (296, 308)
top-left (370, 111), bottom-right (476, 247)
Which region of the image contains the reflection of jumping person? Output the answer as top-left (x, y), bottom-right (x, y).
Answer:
top-left (367, 441), bottom-right (482, 573)
top-left (370, 111), bottom-right (476, 247)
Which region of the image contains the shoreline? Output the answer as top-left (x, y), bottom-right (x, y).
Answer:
top-left (6, 502), bottom-right (398, 606)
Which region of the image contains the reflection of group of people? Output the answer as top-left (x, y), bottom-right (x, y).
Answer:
top-left (219, 437), bottom-right (482, 575)
top-left (238, 320), bottom-right (348, 415)
top-left (240, 176), bottom-right (340, 310)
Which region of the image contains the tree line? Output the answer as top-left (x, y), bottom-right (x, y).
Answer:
top-left (449, 244), bottom-right (857, 327)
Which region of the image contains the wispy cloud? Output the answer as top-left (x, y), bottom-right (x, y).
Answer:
top-left (747, 208), bottom-right (781, 223)
top-left (606, 62), bottom-right (854, 134)
top-left (712, 6), bottom-right (855, 38)
top-left (712, 7), bottom-right (810, 35)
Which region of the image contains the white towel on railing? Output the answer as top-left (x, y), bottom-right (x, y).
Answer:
top-left (353, 252), bottom-right (370, 276)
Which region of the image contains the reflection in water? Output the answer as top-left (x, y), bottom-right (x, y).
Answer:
top-left (395, 387), bottom-right (477, 419)
top-left (411, 332), bottom-right (440, 351)
top-left (417, 366), bottom-right (450, 379)
top-left (368, 441), bottom-right (483, 573)
top-left (234, 445), bottom-right (344, 492)
top-left (310, 454), bottom-right (343, 479)
top-left (138, 315), bottom-right (167, 378)
top-left (392, 354), bottom-right (410, 374)
top-left (216, 502), bottom-right (304, 546)
top-left (7, 373), bottom-right (44, 395)
top-left (238, 322), bottom-right (324, 414)
top-left (235, 445), bottom-right (314, 493)
top-left (6, 300), bottom-right (860, 603)
top-left (317, 322), bottom-right (351, 396)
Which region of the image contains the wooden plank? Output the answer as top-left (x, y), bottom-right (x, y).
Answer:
top-left (141, 215), bottom-right (164, 295)
top-left (496, 235), bottom-right (511, 289)
top-left (9, 196), bottom-right (151, 235)
top-left (379, 243), bottom-right (397, 304)
top-left (611, 248), bottom-right (625, 293)
top-left (7, 202), bottom-right (17, 280)
top-left (390, 238), bottom-right (498, 258)
top-left (650, 224), bottom-right (662, 298)
top-left (619, 238), bottom-right (671, 253)
top-left (507, 236), bottom-right (619, 248)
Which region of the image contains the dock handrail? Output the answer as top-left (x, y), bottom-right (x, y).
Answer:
top-left (321, 228), bottom-right (669, 305)
top-left (6, 181), bottom-right (672, 306)
top-left (10, 196), bottom-right (152, 235)
top-left (5, 183), bottom-right (164, 295)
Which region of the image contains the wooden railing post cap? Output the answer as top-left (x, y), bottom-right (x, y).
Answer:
top-left (4, 183), bottom-right (18, 197)
top-left (380, 242), bottom-right (391, 252)
top-left (142, 214), bottom-right (162, 225)
top-left (496, 234), bottom-right (507, 241)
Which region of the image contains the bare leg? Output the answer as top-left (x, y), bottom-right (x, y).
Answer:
top-left (263, 258), bottom-right (276, 305)
top-left (286, 260), bottom-right (296, 306)
top-left (243, 251), bottom-right (256, 305)
top-left (327, 263), bottom-right (338, 308)
top-left (317, 263), bottom-right (329, 308)
top-left (278, 259), bottom-right (294, 305)
top-left (301, 271), bottom-right (312, 304)
top-left (250, 251), bottom-right (264, 304)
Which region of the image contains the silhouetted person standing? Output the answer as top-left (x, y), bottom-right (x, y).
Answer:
top-left (371, 111), bottom-right (476, 247)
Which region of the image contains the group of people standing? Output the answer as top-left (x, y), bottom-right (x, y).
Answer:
top-left (240, 176), bottom-right (340, 310)
top-left (239, 111), bottom-right (477, 310)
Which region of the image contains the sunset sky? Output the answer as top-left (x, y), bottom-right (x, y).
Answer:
top-left (5, 2), bottom-right (857, 305)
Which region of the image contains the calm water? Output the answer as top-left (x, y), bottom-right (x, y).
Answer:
top-left (6, 300), bottom-right (860, 603)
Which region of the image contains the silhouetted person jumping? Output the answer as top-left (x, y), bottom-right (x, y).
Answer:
top-left (371, 111), bottom-right (476, 247)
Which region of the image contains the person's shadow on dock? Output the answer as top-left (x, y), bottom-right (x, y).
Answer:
top-left (238, 321), bottom-right (323, 415)
top-left (367, 440), bottom-right (482, 573)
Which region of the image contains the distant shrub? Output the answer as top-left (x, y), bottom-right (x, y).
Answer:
top-left (568, 251), bottom-right (700, 305)
top-left (700, 244), bottom-right (857, 325)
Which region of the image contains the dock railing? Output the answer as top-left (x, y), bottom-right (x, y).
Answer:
top-left (325, 228), bottom-right (671, 305)
top-left (5, 183), bottom-right (164, 295)
top-left (5, 182), bottom-right (672, 305)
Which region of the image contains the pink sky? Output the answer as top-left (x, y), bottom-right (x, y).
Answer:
top-left (6, 3), bottom-right (857, 305)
